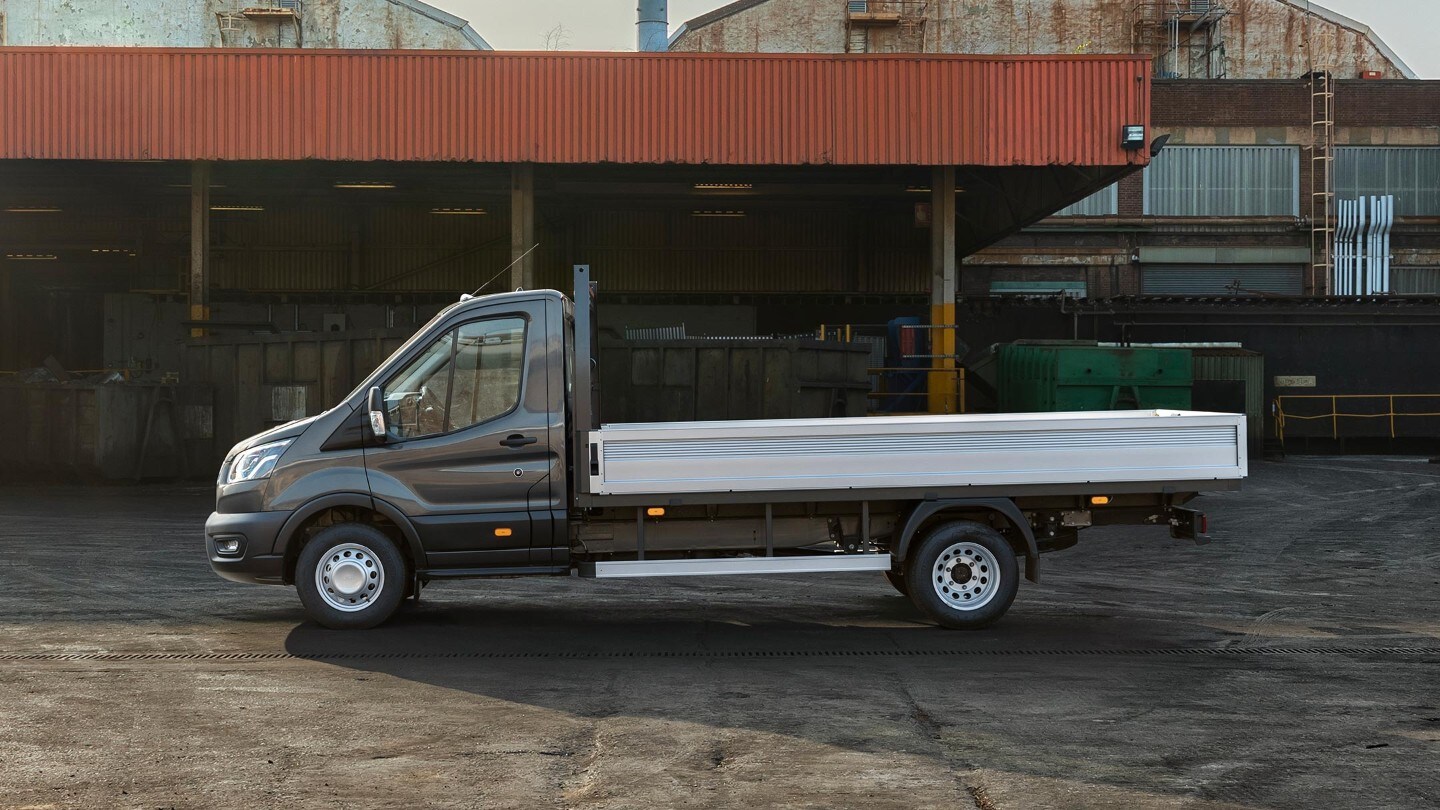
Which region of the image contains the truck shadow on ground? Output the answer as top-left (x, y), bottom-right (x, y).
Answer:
top-left (277, 588), bottom-right (1269, 806)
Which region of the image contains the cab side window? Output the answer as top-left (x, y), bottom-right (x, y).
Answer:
top-left (384, 317), bottom-right (526, 439)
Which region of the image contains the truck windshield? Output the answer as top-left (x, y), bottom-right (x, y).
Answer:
top-left (383, 317), bottom-right (527, 439)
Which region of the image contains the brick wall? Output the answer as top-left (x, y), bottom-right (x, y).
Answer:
top-left (1154, 80), bottom-right (1440, 129)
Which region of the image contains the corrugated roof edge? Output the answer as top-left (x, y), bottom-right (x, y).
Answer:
top-left (386, 0), bottom-right (492, 50)
top-left (680, 0), bottom-right (772, 32)
top-left (1278, 0), bottom-right (1416, 79)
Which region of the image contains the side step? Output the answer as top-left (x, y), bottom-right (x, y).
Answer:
top-left (579, 553), bottom-right (893, 579)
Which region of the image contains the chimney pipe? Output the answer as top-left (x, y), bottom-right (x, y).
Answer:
top-left (637, 0), bottom-right (668, 52)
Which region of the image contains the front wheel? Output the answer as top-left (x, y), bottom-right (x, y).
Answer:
top-left (905, 521), bottom-right (1019, 630)
top-left (295, 523), bottom-right (408, 630)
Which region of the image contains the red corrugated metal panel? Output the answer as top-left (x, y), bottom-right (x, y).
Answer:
top-left (0, 48), bottom-right (1150, 167)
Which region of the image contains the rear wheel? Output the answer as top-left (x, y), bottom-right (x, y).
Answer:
top-left (905, 520), bottom-right (1019, 630)
top-left (295, 523), bottom-right (408, 630)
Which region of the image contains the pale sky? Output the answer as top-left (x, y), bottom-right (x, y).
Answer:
top-left (436, 0), bottom-right (1437, 78)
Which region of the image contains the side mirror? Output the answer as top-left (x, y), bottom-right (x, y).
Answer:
top-left (367, 386), bottom-right (388, 440)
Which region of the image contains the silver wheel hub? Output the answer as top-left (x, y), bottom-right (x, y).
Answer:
top-left (316, 543), bottom-right (385, 612)
top-left (932, 541), bottom-right (1000, 611)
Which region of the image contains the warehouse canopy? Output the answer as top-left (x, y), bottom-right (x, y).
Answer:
top-left (0, 48), bottom-right (1150, 166)
top-left (0, 47), bottom-right (1151, 253)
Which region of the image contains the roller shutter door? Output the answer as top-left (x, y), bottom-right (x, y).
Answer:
top-left (1141, 265), bottom-right (1303, 296)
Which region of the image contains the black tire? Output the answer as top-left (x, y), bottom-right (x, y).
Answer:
top-left (295, 523), bottom-right (408, 630)
top-left (883, 569), bottom-right (910, 597)
top-left (905, 520), bottom-right (1019, 630)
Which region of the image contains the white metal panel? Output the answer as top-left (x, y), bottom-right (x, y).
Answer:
top-left (584, 554), bottom-right (893, 578)
top-left (590, 410), bottom-right (1246, 496)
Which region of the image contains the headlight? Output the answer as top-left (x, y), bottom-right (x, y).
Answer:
top-left (226, 439), bottom-right (293, 484)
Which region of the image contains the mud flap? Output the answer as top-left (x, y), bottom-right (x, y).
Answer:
top-left (1167, 506), bottom-right (1209, 545)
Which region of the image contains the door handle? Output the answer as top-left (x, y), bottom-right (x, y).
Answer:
top-left (500, 434), bottom-right (538, 448)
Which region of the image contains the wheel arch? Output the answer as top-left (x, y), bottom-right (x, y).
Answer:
top-left (275, 493), bottom-right (426, 583)
top-left (894, 499), bottom-right (1040, 583)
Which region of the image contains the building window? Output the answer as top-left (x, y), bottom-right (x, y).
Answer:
top-left (1392, 268), bottom-right (1440, 295)
top-left (1144, 146), bottom-right (1300, 217)
top-left (1335, 148), bottom-right (1440, 217)
top-left (1053, 184), bottom-right (1119, 217)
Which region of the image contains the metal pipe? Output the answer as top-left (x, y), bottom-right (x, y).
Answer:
top-left (1379, 195), bottom-right (1394, 294)
top-left (637, 0), bottom-right (668, 52)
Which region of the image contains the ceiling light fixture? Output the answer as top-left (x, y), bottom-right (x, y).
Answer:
top-left (6, 253), bottom-right (58, 260)
top-left (691, 210), bottom-right (747, 218)
top-left (5, 206), bottom-right (62, 213)
top-left (430, 207), bottom-right (488, 215)
top-left (209, 205), bottom-right (265, 212)
top-left (693, 182), bottom-right (754, 191)
top-left (334, 181), bottom-right (397, 189)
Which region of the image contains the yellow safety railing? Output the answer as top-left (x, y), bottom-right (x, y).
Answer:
top-left (818, 322), bottom-right (967, 415)
top-left (1274, 394), bottom-right (1440, 442)
top-left (865, 366), bottom-right (966, 415)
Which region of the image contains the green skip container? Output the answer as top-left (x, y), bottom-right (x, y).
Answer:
top-left (995, 341), bottom-right (1193, 413)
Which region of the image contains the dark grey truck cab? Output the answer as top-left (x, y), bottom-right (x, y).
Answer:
top-left (208, 269), bottom-right (1240, 630)
top-left (207, 290), bottom-right (571, 617)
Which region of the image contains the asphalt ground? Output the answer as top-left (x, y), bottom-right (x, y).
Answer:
top-left (0, 456), bottom-right (1438, 809)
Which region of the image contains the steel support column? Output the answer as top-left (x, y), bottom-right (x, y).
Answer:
top-left (929, 166), bottom-right (958, 414)
top-left (0, 265), bottom-right (13, 370)
top-left (510, 163), bottom-right (536, 290)
top-left (188, 162), bottom-right (211, 338)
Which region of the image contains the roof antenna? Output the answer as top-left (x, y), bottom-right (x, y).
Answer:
top-left (461, 243), bottom-right (540, 301)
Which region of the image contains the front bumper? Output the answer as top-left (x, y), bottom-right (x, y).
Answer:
top-left (205, 510), bottom-right (291, 585)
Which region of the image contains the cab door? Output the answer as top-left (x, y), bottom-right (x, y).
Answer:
top-left (363, 298), bottom-right (554, 569)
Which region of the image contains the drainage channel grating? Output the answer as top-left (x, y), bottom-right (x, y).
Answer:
top-left (0, 646), bottom-right (1437, 663)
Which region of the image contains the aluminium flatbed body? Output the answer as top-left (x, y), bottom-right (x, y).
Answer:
top-left (584, 410), bottom-right (1245, 502)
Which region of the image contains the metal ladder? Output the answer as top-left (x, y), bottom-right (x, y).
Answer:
top-left (1308, 68), bottom-right (1335, 295)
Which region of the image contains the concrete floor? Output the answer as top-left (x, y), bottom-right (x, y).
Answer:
top-left (1, 457), bottom-right (1438, 809)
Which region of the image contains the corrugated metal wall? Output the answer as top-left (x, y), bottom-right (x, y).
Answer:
top-left (1335, 147), bottom-right (1440, 217)
top-left (1141, 265), bottom-right (1303, 296)
top-left (185, 330), bottom-right (412, 456)
top-left (1393, 268), bottom-right (1440, 295)
top-left (1053, 183), bottom-right (1119, 217)
top-left (535, 208), bottom-right (927, 294)
top-left (213, 206), bottom-right (511, 292)
top-left (1192, 350), bottom-right (1265, 444)
top-left (204, 205), bottom-right (930, 295)
top-left (1144, 146), bottom-right (1299, 216)
top-left (0, 48), bottom-right (1151, 168)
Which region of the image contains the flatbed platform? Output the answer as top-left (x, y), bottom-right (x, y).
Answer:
top-left (588, 410), bottom-right (1247, 497)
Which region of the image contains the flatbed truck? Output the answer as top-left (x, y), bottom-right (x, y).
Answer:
top-left (206, 266), bottom-right (1246, 630)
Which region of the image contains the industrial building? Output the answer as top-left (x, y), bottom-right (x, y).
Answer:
top-left (0, 0), bottom-right (490, 49)
top-left (1, 0), bottom-right (1438, 479)
top-left (671, 0), bottom-right (1413, 79)
top-left (667, 0), bottom-right (1440, 451)
top-left (672, 0), bottom-right (1439, 297)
